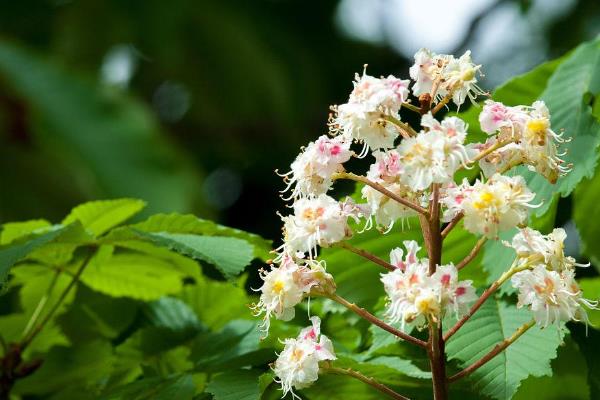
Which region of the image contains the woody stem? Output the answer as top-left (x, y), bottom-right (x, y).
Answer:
top-left (328, 294), bottom-right (427, 348)
top-left (324, 366), bottom-right (411, 400)
top-left (332, 242), bottom-right (396, 271)
top-left (332, 172), bottom-right (429, 217)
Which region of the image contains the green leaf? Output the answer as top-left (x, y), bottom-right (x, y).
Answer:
top-left (446, 298), bottom-right (565, 400)
top-left (143, 296), bottom-right (204, 333)
top-left (81, 253), bottom-right (188, 300)
top-left (0, 40), bottom-right (204, 214)
top-left (127, 213), bottom-right (272, 259)
top-left (571, 323), bottom-right (600, 398)
top-left (0, 219), bottom-right (52, 245)
top-left (335, 354), bottom-right (431, 383)
top-left (574, 167), bottom-right (600, 269)
top-left (0, 224), bottom-right (73, 283)
top-left (520, 39), bottom-right (600, 216)
top-left (137, 232), bottom-right (254, 279)
top-left (578, 278), bottom-right (600, 328)
top-left (513, 337), bottom-right (590, 400)
top-left (14, 339), bottom-right (114, 396)
top-left (179, 275), bottom-right (251, 329)
top-left (62, 199), bottom-right (146, 237)
top-left (100, 374), bottom-right (195, 400)
top-left (206, 369), bottom-right (263, 400)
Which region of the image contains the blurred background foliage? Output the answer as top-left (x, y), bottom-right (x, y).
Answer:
top-left (1, 0), bottom-right (599, 241)
top-left (1, 1), bottom-right (600, 399)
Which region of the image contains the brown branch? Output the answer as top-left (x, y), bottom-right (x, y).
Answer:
top-left (431, 94), bottom-right (452, 115)
top-left (384, 115), bottom-right (418, 138)
top-left (329, 294), bottom-right (427, 349)
top-left (456, 237), bottom-right (487, 270)
top-left (332, 172), bottom-right (429, 217)
top-left (448, 320), bottom-right (535, 382)
top-left (443, 262), bottom-right (529, 342)
top-left (324, 366), bottom-right (411, 400)
top-left (441, 213), bottom-right (463, 239)
top-left (333, 242), bottom-right (395, 271)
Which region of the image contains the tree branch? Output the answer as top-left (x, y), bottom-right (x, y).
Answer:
top-left (441, 213), bottom-right (463, 239)
top-left (332, 242), bottom-right (395, 271)
top-left (456, 237), bottom-right (487, 270)
top-left (329, 294), bottom-right (427, 348)
top-left (324, 366), bottom-right (411, 400)
top-left (332, 172), bottom-right (429, 217)
top-left (448, 320), bottom-right (535, 382)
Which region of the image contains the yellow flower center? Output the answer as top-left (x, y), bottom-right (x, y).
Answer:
top-left (473, 191), bottom-right (497, 210)
top-left (292, 348), bottom-right (304, 361)
top-left (272, 280), bottom-right (285, 294)
top-left (461, 68), bottom-right (476, 81)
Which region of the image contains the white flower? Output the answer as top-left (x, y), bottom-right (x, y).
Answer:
top-left (253, 257), bottom-right (336, 335)
top-left (329, 70), bottom-right (410, 153)
top-left (476, 137), bottom-right (524, 178)
top-left (520, 101), bottom-right (570, 183)
top-left (512, 266), bottom-right (598, 328)
top-left (442, 174), bottom-right (537, 238)
top-left (479, 100), bottom-right (526, 135)
top-left (409, 48), bottom-right (484, 107)
top-left (431, 264), bottom-right (477, 317)
top-left (332, 103), bottom-right (399, 152)
top-left (281, 195), bottom-right (354, 256)
top-left (510, 227), bottom-right (588, 271)
top-left (281, 135), bottom-right (353, 199)
top-left (443, 51), bottom-right (486, 106)
top-left (274, 317), bottom-right (336, 399)
top-left (389, 240), bottom-right (421, 270)
top-left (360, 152), bottom-right (419, 229)
top-left (381, 242), bottom-right (476, 330)
top-left (397, 114), bottom-right (473, 191)
top-left (477, 100), bottom-right (570, 183)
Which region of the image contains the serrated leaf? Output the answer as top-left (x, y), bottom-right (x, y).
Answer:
top-left (0, 224), bottom-right (73, 283)
top-left (578, 278), bottom-right (600, 328)
top-left (143, 296), bottom-right (204, 333)
top-left (574, 166), bottom-right (600, 269)
top-left (0, 219), bottom-right (52, 245)
top-left (137, 232), bottom-right (253, 279)
top-left (206, 369), bottom-right (263, 400)
top-left (13, 339), bottom-right (114, 396)
top-left (81, 253), bottom-right (187, 300)
top-left (127, 213), bottom-right (272, 259)
top-left (100, 374), bottom-right (195, 400)
top-left (63, 199), bottom-right (146, 237)
top-left (179, 275), bottom-right (251, 329)
top-left (446, 298), bottom-right (564, 400)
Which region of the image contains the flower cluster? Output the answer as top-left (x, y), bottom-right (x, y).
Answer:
top-left (381, 241), bottom-right (477, 330)
top-left (442, 174), bottom-right (537, 238)
top-left (329, 69), bottom-right (410, 153)
top-left (478, 100), bottom-right (570, 183)
top-left (252, 255), bottom-right (335, 335)
top-left (256, 45), bottom-right (597, 399)
top-left (410, 49), bottom-right (485, 106)
top-left (273, 317), bottom-right (336, 399)
top-left (509, 228), bottom-right (598, 327)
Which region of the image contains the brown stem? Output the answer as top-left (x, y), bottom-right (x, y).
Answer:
top-left (384, 115), bottom-right (418, 138)
top-left (402, 102), bottom-right (422, 114)
top-left (325, 366), bottom-right (411, 400)
top-left (332, 172), bottom-right (429, 217)
top-left (448, 320), bottom-right (535, 382)
top-left (471, 138), bottom-right (515, 163)
top-left (441, 213), bottom-right (463, 239)
top-left (456, 237), bottom-right (487, 270)
top-left (20, 248), bottom-right (96, 351)
top-left (333, 242), bottom-right (395, 271)
top-left (431, 94), bottom-right (452, 115)
top-left (443, 263), bottom-right (527, 342)
top-left (426, 184), bottom-right (448, 400)
top-left (329, 294), bottom-right (427, 348)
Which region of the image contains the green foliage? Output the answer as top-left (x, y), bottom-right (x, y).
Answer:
top-left (206, 369), bottom-right (264, 400)
top-left (62, 199), bottom-right (147, 237)
top-left (446, 298), bottom-right (565, 400)
top-left (0, 40), bottom-right (204, 215)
